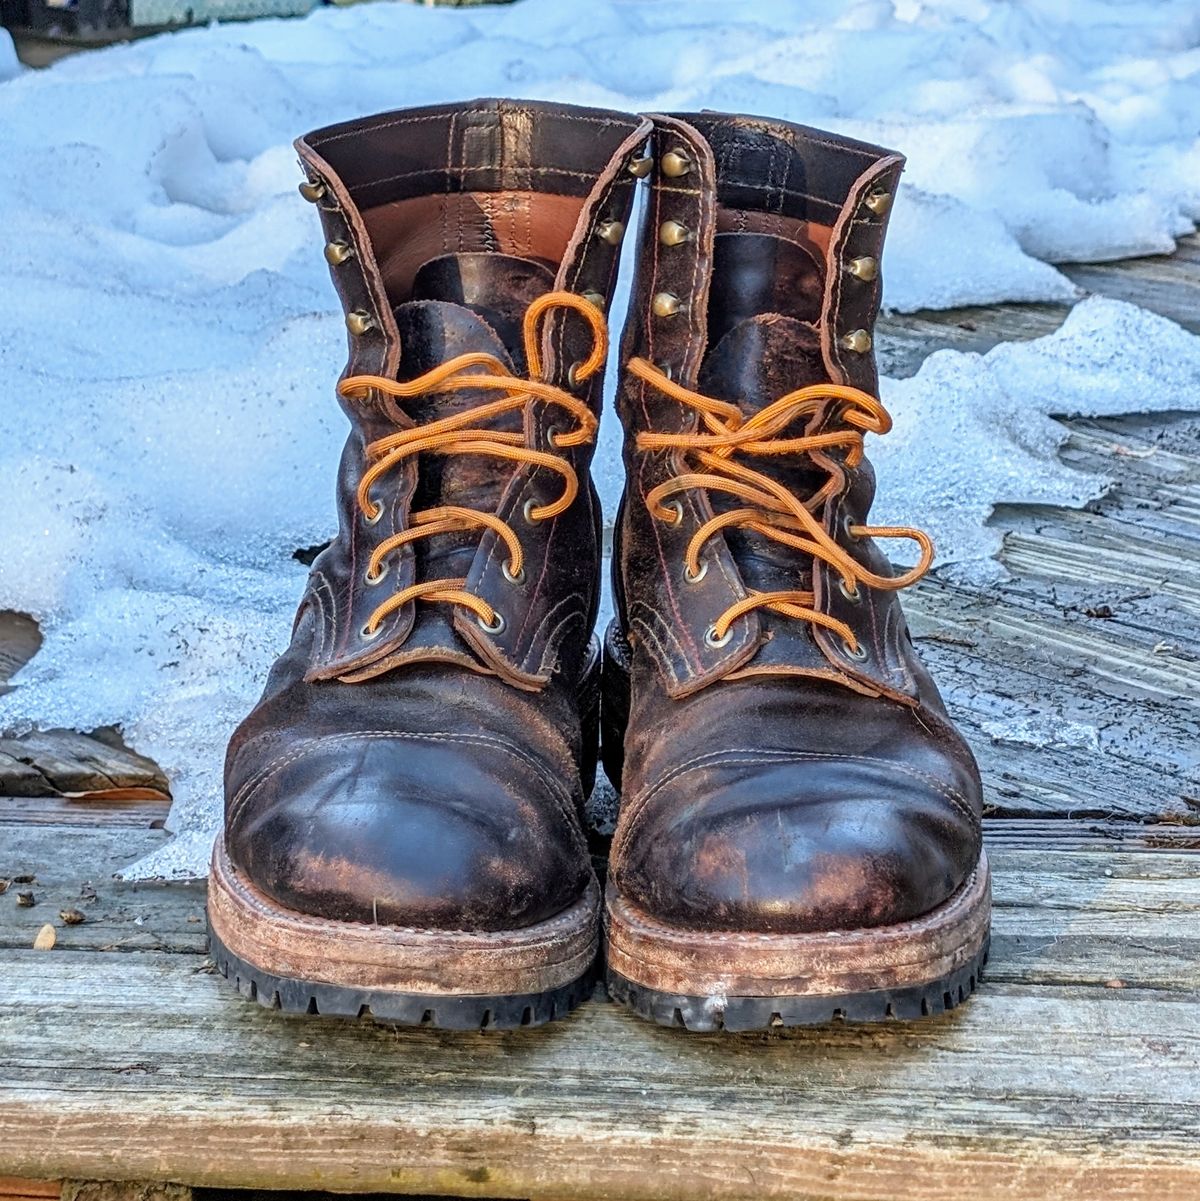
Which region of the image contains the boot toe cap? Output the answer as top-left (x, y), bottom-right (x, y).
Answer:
top-left (225, 731), bottom-right (590, 932)
top-left (612, 751), bottom-right (981, 934)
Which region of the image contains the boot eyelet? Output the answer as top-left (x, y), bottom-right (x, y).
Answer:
top-left (477, 611), bottom-right (506, 635)
top-left (502, 561), bottom-right (525, 585)
top-left (364, 562), bottom-right (389, 586)
top-left (838, 579), bottom-right (861, 603)
top-left (683, 560), bottom-right (708, 584)
top-left (566, 361), bottom-right (585, 390)
top-left (704, 624), bottom-right (733, 649)
top-left (362, 503), bottom-right (383, 527)
top-left (661, 149), bottom-right (692, 178)
top-left (652, 291), bottom-right (683, 319)
top-left (841, 638), bottom-right (869, 662)
top-left (360, 622), bottom-right (383, 641)
top-left (523, 497), bottom-right (543, 525)
top-left (659, 499), bottom-right (684, 526)
top-left (841, 513), bottom-right (858, 540)
top-left (545, 423), bottom-right (564, 447)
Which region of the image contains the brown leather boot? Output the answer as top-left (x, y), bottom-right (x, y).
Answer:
top-left (207, 100), bottom-right (652, 1029)
top-left (603, 113), bottom-right (990, 1031)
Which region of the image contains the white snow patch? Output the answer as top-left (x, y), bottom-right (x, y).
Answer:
top-left (873, 298), bottom-right (1200, 572)
top-left (0, 30), bottom-right (20, 82)
top-left (981, 713), bottom-right (1101, 754)
top-left (0, 1), bottom-right (1199, 876)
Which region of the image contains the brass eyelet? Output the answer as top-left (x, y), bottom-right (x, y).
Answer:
top-left (324, 240), bottom-right (354, 266)
top-left (364, 562), bottom-right (389, 586)
top-left (523, 497), bottom-right (543, 525)
top-left (567, 361), bottom-right (585, 389)
top-left (652, 292), bottom-right (682, 319)
top-left (659, 220), bottom-right (690, 247)
top-left (846, 255), bottom-right (878, 282)
top-left (628, 155), bottom-right (655, 178)
top-left (502, 561), bottom-right (526, 586)
top-left (346, 310), bottom-right (376, 337)
top-left (298, 179), bottom-right (326, 203)
top-left (596, 219), bottom-right (625, 246)
top-left (838, 579), bottom-right (862, 604)
top-left (841, 513), bottom-right (859, 540)
top-left (704, 624), bottom-right (733, 649)
top-left (661, 149), bottom-right (692, 178)
top-left (842, 638), bottom-right (869, 662)
top-left (477, 610), bottom-right (506, 635)
top-left (659, 499), bottom-right (684, 526)
top-left (864, 189), bottom-right (892, 216)
top-left (362, 503), bottom-right (383, 527)
top-left (683, 560), bottom-right (708, 584)
top-left (360, 622), bottom-right (382, 641)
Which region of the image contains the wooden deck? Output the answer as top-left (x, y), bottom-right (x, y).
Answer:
top-left (1, 239), bottom-right (1198, 1199)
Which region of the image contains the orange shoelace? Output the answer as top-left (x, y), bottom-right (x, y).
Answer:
top-left (627, 357), bottom-right (933, 656)
top-left (338, 292), bottom-right (606, 638)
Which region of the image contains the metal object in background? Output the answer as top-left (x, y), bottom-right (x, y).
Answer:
top-left (1, 0), bottom-right (512, 44)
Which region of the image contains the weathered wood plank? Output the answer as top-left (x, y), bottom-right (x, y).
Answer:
top-left (0, 1180), bottom-right (59, 1201)
top-left (2, 953), bottom-right (1200, 1200)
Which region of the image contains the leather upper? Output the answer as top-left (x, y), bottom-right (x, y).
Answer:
top-left (225, 100), bottom-right (652, 933)
top-left (607, 112), bottom-right (983, 935)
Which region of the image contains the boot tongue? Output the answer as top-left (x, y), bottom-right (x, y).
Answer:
top-left (707, 232), bottom-right (824, 348)
top-left (698, 235), bottom-right (831, 585)
top-left (388, 251), bottom-right (554, 582)
top-left (699, 312), bottom-right (826, 412)
top-left (411, 251), bottom-right (556, 372)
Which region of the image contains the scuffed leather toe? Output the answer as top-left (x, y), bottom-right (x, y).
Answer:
top-left (225, 731), bottom-right (591, 932)
top-left (612, 750), bottom-right (981, 935)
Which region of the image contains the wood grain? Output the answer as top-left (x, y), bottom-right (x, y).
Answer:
top-left (2, 812), bottom-right (1200, 1198)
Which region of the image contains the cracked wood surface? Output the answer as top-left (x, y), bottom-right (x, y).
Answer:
top-left (0, 241), bottom-right (1196, 1198)
top-left (1, 815), bottom-right (1200, 1199)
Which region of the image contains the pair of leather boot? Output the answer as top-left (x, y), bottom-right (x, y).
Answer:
top-left (207, 100), bottom-right (990, 1033)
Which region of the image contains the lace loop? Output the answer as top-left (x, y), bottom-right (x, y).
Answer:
top-left (626, 357), bottom-right (932, 654)
top-left (338, 292), bottom-right (606, 636)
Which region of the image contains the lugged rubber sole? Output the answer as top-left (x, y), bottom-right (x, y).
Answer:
top-left (607, 942), bottom-right (988, 1032)
top-left (208, 930), bottom-right (598, 1030)
top-left (605, 851), bottom-right (991, 1032)
top-left (207, 835), bottom-right (600, 1030)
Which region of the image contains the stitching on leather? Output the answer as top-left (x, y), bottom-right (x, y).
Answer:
top-left (633, 133), bottom-right (705, 680)
top-left (617, 746), bottom-right (980, 851)
top-left (219, 848), bottom-right (599, 942)
top-left (628, 605), bottom-right (687, 686)
top-left (308, 570), bottom-right (336, 662)
top-left (229, 729), bottom-right (580, 836)
top-left (349, 165), bottom-right (618, 193)
top-left (608, 861), bottom-right (984, 949)
top-left (313, 108), bottom-right (629, 147)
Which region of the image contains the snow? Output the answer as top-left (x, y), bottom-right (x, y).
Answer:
top-left (873, 297), bottom-right (1200, 572)
top-left (0, 0), bottom-right (1198, 877)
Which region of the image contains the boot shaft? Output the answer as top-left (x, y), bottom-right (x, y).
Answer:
top-left (292, 100), bottom-right (652, 690)
top-left (613, 113), bottom-right (930, 704)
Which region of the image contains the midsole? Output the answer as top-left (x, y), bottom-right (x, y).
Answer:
top-left (605, 851), bottom-right (991, 998)
top-left (208, 836), bottom-right (600, 997)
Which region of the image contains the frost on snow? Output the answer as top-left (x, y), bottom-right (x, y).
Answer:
top-left (0, 1), bottom-right (1198, 877)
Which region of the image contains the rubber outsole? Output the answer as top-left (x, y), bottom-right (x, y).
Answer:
top-left (606, 938), bottom-right (988, 1032)
top-left (207, 923), bottom-right (598, 1030)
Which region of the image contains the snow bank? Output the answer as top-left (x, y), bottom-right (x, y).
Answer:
top-left (1, 0), bottom-right (1198, 876)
